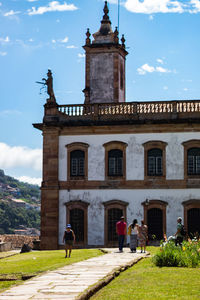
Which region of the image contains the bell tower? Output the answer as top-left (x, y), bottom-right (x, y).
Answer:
top-left (83, 1), bottom-right (128, 104)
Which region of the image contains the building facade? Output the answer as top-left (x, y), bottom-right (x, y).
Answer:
top-left (34, 2), bottom-right (200, 250)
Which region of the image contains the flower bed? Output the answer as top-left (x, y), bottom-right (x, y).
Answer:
top-left (152, 239), bottom-right (200, 267)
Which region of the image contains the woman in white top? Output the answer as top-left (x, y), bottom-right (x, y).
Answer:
top-left (128, 219), bottom-right (138, 253)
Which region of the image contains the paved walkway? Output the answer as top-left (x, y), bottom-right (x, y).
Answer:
top-left (0, 248), bottom-right (149, 300)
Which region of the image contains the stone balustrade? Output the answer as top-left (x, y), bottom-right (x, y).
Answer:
top-left (58, 100), bottom-right (200, 118)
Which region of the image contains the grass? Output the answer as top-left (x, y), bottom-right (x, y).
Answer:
top-left (0, 249), bottom-right (103, 292)
top-left (91, 247), bottom-right (200, 300)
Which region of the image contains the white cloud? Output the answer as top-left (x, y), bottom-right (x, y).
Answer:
top-left (0, 2), bottom-right (2, 6)
top-left (157, 58), bottom-right (164, 64)
top-left (149, 15), bottom-right (154, 20)
top-left (27, 1), bottom-right (78, 15)
top-left (124, 0), bottom-right (184, 14)
top-left (0, 36), bottom-right (10, 44)
top-left (16, 176), bottom-right (41, 186)
top-left (190, 0), bottom-right (200, 13)
top-left (183, 87), bottom-right (188, 91)
top-left (66, 45), bottom-right (77, 49)
top-left (137, 63), bottom-right (171, 75)
top-left (0, 110), bottom-right (21, 115)
top-left (27, 0), bottom-right (39, 2)
top-left (156, 66), bottom-right (170, 73)
top-left (0, 52), bottom-right (7, 56)
top-left (4, 10), bottom-right (21, 17)
top-left (163, 86), bottom-right (168, 90)
top-left (137, 63), bottom-right (155, 75)
top-left (0, 143), bottom-right (42, 171)
top-left (60, 36), bottom-right (68, 43)
top-left (78, 53), bottom-right (85, 58)
top-left (52, 39), bottom-right (56, 43)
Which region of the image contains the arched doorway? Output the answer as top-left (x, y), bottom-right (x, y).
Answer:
top-left (107, 208), bottom-right (123, 243)
top-left (183, 200), bottom-right (200, 239)
top-left (65, 200), bottom-right (89, 247)
top-left (142, 200), bottom-right (168, 241)
top-left (147, 208), bottom-right (163, 240)
top-left (188, 208), bottom-right (200, 238)
top-left (70, 208), bottom-right (84, 243)
top-left (103, 200), bottom-right (128, 247)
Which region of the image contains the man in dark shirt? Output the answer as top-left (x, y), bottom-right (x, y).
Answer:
top-left (116, 216), bottom-right (127, 252)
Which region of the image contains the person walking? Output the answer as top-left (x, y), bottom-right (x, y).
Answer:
top-left (62, 224), bottom-right (75, 258)
top-left (116, 216), bottom-right (127, 252)
top-left (175, 217), bottom-right (184, 246)
top-left (128, 219), bottom-right (138, 252)
top-left (138, 220), bottom-right (148, 253)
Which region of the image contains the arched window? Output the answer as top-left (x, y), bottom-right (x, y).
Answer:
top-left (147, 148), bottom-right (163, 176)
top-left (187, 148), bottom-right (200, 175)
top-left (143, 141), bottom-right (167, 179)
top-left (103, 141), bottom-right (127, 180)
top-left (66, 142), bottom-right (89, 180)
top-left (70, 150), bottom-right (85, 177)
top-left (108, 149), bottom-right (123, 176)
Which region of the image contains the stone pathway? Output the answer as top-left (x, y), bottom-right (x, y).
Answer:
top-left (0, 248), bottom-right (149, 300)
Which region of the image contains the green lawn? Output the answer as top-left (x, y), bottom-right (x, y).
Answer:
top-left (0, 249), bottom-right (103, 292)
top-left (91, 247), bottom-right (200, 300)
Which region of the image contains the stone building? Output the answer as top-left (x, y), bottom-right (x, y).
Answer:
top-left (34, 2), bottom-right (200, 250)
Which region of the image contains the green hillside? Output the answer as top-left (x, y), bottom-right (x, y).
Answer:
top-left (0, 170), bottom-right (40, 234)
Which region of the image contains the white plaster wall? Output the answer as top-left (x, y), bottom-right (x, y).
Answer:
top-left (59, 189), bottom-right (200, 245)
top-left (59, 132), bottom-right (200, 181)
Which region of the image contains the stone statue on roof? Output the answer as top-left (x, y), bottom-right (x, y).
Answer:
top-left (42, 69), bottom-right (56, 102)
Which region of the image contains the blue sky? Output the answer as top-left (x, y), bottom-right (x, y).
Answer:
top-left (0, 0), bottom-right (200, 185)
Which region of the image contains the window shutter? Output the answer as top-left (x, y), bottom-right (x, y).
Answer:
top-left (148, 157), bottom-right (155, 175)
top-left (188, 155), bottom-right (195, 175)
top-left (196, 156), bottom-right (200, 174)
top-left (156, 157), bottom-right (163, 175)
top-left (109, 157), bottom-right (115, 176)
top-left (71, 158), bottom-right (78, 176)
top-left (117, 157), bottom-right (123, 176)
top-left (79, 158), bottom-right (85, 176)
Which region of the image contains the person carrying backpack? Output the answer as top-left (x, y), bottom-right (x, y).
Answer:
top-left (62, 224), bottom-right (75, 258)
top-left (175, 217), bottom-right (185, 246)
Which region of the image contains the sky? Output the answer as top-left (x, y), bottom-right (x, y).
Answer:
top-left (0, 0), bottom-right (200, 186)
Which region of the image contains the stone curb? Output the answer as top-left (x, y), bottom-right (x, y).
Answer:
top-left (76, 253), bottom-right (150, 300)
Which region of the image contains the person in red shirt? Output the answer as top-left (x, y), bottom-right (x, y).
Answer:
top-left (116, 216), bottom-right (127, 252)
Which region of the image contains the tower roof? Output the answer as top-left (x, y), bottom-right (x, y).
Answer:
top-left (92, 1), bottom-right (114, 44)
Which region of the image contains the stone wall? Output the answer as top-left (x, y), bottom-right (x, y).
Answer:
top-left (0, 235), bottom-right (39, 249)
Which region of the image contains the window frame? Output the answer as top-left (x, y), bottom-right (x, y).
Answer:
top-left (182, 140), bottom-right (200, 179)
top-left (103, 141), bottom-right (128, 180)
top-left (66, 142), bottom-right (89, 181)
top-left (143, 141), bottom-right (167, 180)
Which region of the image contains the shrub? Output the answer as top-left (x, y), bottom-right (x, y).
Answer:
top-left (152, 240), bottom-right (200, 268)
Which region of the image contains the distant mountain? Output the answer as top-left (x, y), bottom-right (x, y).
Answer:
top-left (0, 169), bottom-right (40, 204)
top-left (0, 170), bottom-right (40, 234)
